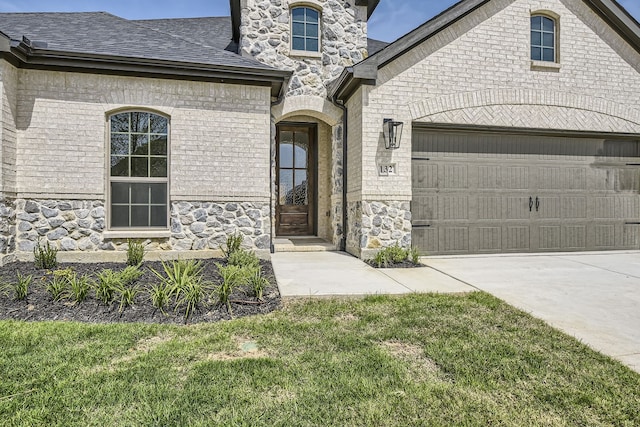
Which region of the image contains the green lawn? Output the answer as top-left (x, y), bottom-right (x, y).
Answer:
top-left (1, 293), bottom-right (639, 426)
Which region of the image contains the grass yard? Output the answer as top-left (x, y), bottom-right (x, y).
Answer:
top-left (1, 292), bottom-right (639, 426)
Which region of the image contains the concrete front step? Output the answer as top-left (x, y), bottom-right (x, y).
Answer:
top-left (272, 237), bottom-right (337, 252)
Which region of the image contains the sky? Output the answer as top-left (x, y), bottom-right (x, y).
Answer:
top-left (0, 0), bottom-right (638, 42)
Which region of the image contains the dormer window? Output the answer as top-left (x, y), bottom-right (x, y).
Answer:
top-left (531, 15), bottom-right (556, 62)
top-left (291, 7), bottom-right (320, 53)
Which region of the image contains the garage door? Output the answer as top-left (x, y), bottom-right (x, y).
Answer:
top-left (412, 129), bottom-right (640, 255)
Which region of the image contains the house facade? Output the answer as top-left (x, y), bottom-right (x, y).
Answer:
top-left (1, 0), bottom-right (640, 264)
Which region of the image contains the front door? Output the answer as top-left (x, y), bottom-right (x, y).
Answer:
top-left (276, 124), bottom-right (316, 236)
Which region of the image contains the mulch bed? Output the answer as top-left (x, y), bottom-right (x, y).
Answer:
top-left (0, 259), bottom-right (281, 324)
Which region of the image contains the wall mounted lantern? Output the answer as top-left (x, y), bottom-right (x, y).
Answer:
top-left (383, 118), bottom-right (403, 150)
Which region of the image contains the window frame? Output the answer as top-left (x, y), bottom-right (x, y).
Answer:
top-left (290, 5), bottom-right (321, 55)
top-left (530, 12), bottom-right (559, 64)
top-left (106, 109), bottom-right (171, 231)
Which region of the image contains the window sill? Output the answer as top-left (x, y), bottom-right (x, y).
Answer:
top-left (104, 230), bottom-right (171, 240)
top-left (289, 49), bottom-right (322, 59)
top-left (531, 60), bottom-right (561, 71)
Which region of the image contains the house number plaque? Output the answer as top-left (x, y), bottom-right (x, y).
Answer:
top-left (378, 164), bottom-right (397, 176)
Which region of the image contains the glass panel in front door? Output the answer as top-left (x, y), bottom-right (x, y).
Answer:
top-left (280, 130), bottom-right (309, 206)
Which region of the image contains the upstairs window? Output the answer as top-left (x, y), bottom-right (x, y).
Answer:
top-left (109, 111), bottom-right (169, 229)
top-left (291, 7), bottom-right (320, 52)
top-left (531, 15), bottom-right (556, 62)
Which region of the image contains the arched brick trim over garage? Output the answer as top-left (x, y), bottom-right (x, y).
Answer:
top-left (409, 89), bottom-right (640, 132)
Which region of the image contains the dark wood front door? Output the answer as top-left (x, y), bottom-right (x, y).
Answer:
top-left (276, 124), bottom-right (316, 236)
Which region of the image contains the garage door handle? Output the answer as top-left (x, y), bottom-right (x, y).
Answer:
top-left (536, 197), bottom-right (540, 212)
top-left (529, 197), bottom-right (534, 212)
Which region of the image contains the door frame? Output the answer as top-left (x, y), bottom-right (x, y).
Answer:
top-left (275, 122), bottom-right (318, 236)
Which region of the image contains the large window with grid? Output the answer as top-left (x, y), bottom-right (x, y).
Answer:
top-left (109, 111), bottom-right (169, 229)
top-left (291, 6), bottom-right (320, 52)
top-left (531, 15), bottom-right (556, 62)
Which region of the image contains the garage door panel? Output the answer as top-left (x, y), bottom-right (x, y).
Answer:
top-left (538, 196), bottom-right (561, 219)
top-left (504, 167), bottom-right (530, 189)
top-left (539, 167), bottom-right (587, 190)
top-left (478, 165), bottom-right (501, 188)
top-left (440, 227), bottom-right (469, 253)
top-left (412, 130), bottom-right (640, 254)
top-left (562, 197), bottom-right (587, 219)
top-left (594, 225), bottom-right (616, 248)
top-left (621, 224), bottom-right (640, 248)
top-left (412, 195), bottom-right (437, 222)
top-left (442, 165), bottom-right (468, 188)
top-left (503, 226), bottom-right (530, 251)
top-left (413, 227), bottom-right (438, 253)
top-left (537, 226), bottom-right (562, 250)
top-left (477, 196), bottom-right (501, 220)
top-left (412, 162), bottom-right (438, 189)
top-left (505, 197), bottom-right (530, 220)
top-left (563, 225), bottom-right (587, 249)
top-left (440, 196), bottom-right (469, 220)
top-left (476, 227), bottom-right (502, 251)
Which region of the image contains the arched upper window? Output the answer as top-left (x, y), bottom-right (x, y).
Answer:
top-left (108, 111), bottom-right (169, 229)
top-left (531, 15), bottom-right (556, 62)
top-left (291, 7), bottom-right (320, 52)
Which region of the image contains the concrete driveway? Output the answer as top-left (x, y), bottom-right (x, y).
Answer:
top-left (425, 251), bottom-right (640, 373)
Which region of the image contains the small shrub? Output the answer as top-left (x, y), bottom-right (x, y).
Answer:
top-left (373, 250), bottom-right (390, 268)
top-left (227, 249), bottom-right (260, 270)
top-left (126, 239), bottom-right (145, 266)
top-left (95, 269), bottom-right (120, 305)
top-left (175, 281), bottom-right (207, 320)
top-left (47, 268), bottom-right (74, 302)
top-left (13, 273), bottom-right (32, 301)
top-left (148, 283), bottom-right (170, 313)
top-left (370, 244), bottom-right (421, 268)
top-left (67, 273), bottom-right (91, 303)
top-left (115, 284), bottom-right (141, 313)
top-left (151, 259), bottom-right (203, 296)
top-left (215, 263), bottom-right (248, 315)
top-left (409, 247), bottom-right (421, 265)
top-left (119, 265), bottom-right (144, 286)
top-left (34, 242), bottom-right (58, 269)
top-left (221, 233), bottom-right (244, 259)
top-left (248, 268), bottom-right (269, 301)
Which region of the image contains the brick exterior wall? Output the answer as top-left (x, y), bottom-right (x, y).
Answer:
top-left (2, 68), bottom-right (273, 257)
top-left (345, 0), bottom-right (640, 257)
top-left (0, 61), bottom-right (17, 198)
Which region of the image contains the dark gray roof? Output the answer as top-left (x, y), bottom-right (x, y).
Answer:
top-left (0, 12), bottom-right (271, 70)
top-left (135, 17), bottom-right (238, 52)
top-left (367, 38), bottom-right (389, 55)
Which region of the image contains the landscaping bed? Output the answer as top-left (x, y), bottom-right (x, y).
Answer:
top-left (0, 259), bottom-right (280, 324)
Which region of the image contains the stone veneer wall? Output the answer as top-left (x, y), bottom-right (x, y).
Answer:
top-left (12, 199), bottom-right (270, 254)
top-left (346, 200), bottom-right (412, 258)
top-left (0, 199), bottom-right (15, 262)
top-left (330, 122), bottom-right (344, 247)
top-left (239, 0), bottom-right (368, 97)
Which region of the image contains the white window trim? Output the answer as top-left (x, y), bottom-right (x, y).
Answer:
top-left (106, 109), bottom-right (171, 232)
top-left (530, 10), bottom-right (560, 65)
top-left (290, 5), bottom-right (322, 56)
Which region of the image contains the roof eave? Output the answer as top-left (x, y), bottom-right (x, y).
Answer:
top-left (9, 43), bottom-right (292, 97)
top-left (585, 0), bottom-right (640, 52)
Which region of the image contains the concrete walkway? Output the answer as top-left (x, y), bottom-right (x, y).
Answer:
top-left (271, 251), bottom-right (474, 297)
top-left (271, 250), bottom-right (640, 374)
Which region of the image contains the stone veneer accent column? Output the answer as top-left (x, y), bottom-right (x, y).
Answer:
top-left (330, 122), bottom-right (344, 247)
top-left (11, 199), bottom-right (270, 254)
top-left (347, 200), bottom-right (412, 258)
top-left (0, 199), bottom-right (16, 263)
top-left (239, 0), bottom-right (368, 97)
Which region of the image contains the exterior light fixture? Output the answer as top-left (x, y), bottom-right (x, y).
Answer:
top-left (383, 118), bottom-right (403, 150)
